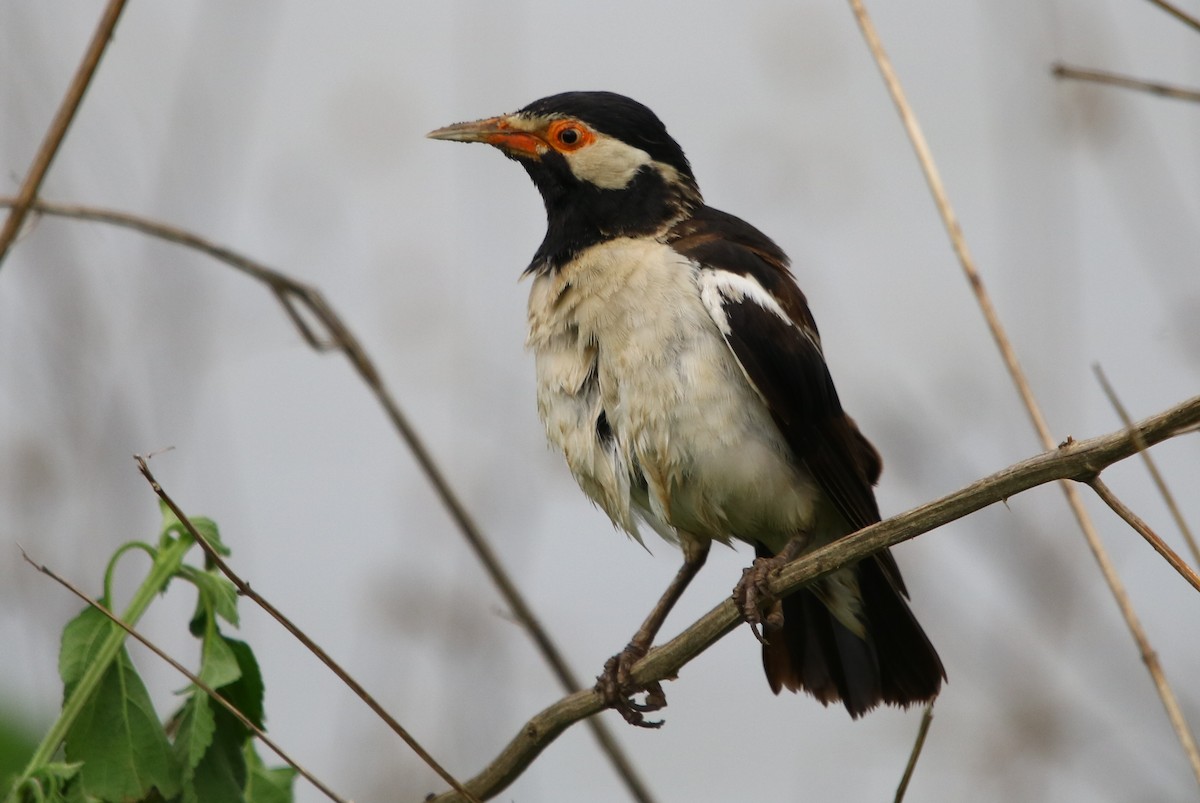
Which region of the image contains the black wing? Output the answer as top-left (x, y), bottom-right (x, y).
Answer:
top-left (674, 209), bottom-right (944, 706)
top-left (670, 206), bottom-right (884, 534)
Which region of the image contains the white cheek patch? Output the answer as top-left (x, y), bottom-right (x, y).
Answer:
top-left (563, 134), bottom-right (653, 189)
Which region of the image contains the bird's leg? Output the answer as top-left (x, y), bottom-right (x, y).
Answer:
top-left (598, 538), bottom-right (710, 728)
top-left (733, 532), bottom-right (810, 645)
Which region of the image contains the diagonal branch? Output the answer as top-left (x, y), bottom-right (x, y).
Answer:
top-left (1052, 63), bottom-right (1200, 103)
top-left (0, 196), bottom-right (656, 803)
top-left (845, 0), bottom-right (1200, 787)
top-left (1088, 478), bottom-right (1200, 594)
top-left (894, 704), bottom-right (935, 803)
top-left (1095, 364), bottom-right (1200, 565)
top-left (134, 456), bottom-right (480, 803)
top-left (20, 548), bottom-right (350, 803)
top-left (1144, 0), bottom-right (1200, 35)
top-left (427, 395), bottom-right (1200, 802)
top-left (0, 0), bottom-right (128, 270)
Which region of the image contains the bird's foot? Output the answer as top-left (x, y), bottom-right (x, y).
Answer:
top-left (733, 554), bottom-right (789, 645)
top-left (595, 642), bottom-right (666, 729)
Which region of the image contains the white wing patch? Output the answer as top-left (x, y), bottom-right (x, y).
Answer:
top-left (699, 269), bottom-right (796, 335)
top-left (697, 267), bottom-right (829, 414)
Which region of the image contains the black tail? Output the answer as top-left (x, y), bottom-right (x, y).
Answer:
top-left (759, 545), bottom-right (944, 718)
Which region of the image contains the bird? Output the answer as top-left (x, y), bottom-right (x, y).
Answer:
top-left (428, 91), bottom-right (944, 726)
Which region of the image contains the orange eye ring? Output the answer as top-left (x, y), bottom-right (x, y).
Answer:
top-left (547, 119), bottom-right (594, 152)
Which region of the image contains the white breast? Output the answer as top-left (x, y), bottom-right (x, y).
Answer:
top-left (525, 238), bottom-right (822, 548)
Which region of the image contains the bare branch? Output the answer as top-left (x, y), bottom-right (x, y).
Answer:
top-left (1095, 364), bottom-right (1200, 566)
top-left (428, 395), bottom-right (1200, 802)
top-left (1085, 477), bottom-right (1200, 779)
top-left (0, 0), bottom-right (128, 270)
top-left (845, 0), bottom-right (1200, 787)
top-left (1088, 478), bottom-right (1200, 594)
top-left (1143, 0), bottom-right (1200, 35)
top-left (895, 704), bottom-right (935, 803)
top-left (1052, 63), bottom-right (1200, 103)
top-left (0, 195), bottom-right (656, 803)
top-left (133, 456), bottom-right (481, 803)
top-left (20, 548), bottom-right (350, 803)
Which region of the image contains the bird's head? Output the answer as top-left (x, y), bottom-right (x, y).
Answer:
top-left (429, 91), bottom-right (703, 273)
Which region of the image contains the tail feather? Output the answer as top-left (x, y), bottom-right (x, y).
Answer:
top-left (759, 545), bottom-right (944, 718)
top-left (860, 556), bottom-right (944, 707)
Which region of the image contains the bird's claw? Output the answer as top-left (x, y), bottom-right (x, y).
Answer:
top-left (733, 555), bottom-right (787, 645)
top-left (596, 644), bottom-right (666, 728)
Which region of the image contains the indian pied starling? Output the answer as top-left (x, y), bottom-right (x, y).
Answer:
top-left (428, 91), bottom-right (944, 727)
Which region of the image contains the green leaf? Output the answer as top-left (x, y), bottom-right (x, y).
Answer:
top-left (242, 745), bottom-right (295, 803)
top-left (199, 627), bottom-right (242, 691)
top-left (184, 706), bottom-right (247, 803)
top-left (158, 501), bottom-right (189, 544)
top-left (170, 693), bottom-right (215, 785)
top-left (219, 639), bottom-right (265, 732)
top-left (0, 712), bottom-right (40, 795)
top-left (63, 646), bottom-right (179, 801)
top-left (10, 504), bottom-right (196, 796)
top-left (189, 516), bottom-right (229, 558)
top-left (169, 638), bottom-right (266, 803)
top-left (58, 608), bottom-right (115, 699)
top-left (159, 502), bottom-right (228, 558)
top-left (180, 567), bottom-right (240, 628)
top-left (9, 761), bottom-right (81, 802)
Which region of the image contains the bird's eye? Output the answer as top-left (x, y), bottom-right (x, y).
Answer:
top-left (548, 120), bottom-right (593, 151)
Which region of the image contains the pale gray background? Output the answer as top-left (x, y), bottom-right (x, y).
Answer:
top-left (2, 1), bottom-right (1199, 801)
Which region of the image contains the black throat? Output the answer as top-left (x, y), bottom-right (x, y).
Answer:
top-left (520, 153), bottom-right (697, 275)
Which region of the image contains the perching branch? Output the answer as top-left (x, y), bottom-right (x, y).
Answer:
top-left (428, 394), bottom-right (1200, 802)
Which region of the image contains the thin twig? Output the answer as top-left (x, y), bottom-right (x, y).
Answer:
top-left (846, 0), bottom-right (1200, 789)
top-left (428, 395), bottom-right (1200, 801)
top-left (1088, 478), bottom-right (1200, 594)
top-left (0, 196), bottom-right (656, 803)
top-left (19, 548), bottom-right (349, 803)
top-left (1094, 364), bottom-right (1200, 565)
top-left (1052, 63), bottom-right (1200, 103)
top-left (1087, 478), bottom-right (1200, 783)
top-left (1144, 0), bottom-right (1200, 35)
top-left (895, 704), bottom-right (935, 803)
top-left (133, 456), bottom-right (481, 803)
top-left (0, 0), bottom-right (128, 270)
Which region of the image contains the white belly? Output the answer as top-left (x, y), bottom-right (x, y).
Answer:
top-left (525, 237), bottom-right (822, 548)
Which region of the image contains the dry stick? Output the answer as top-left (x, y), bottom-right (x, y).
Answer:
top-left (1089, 478), bottom-right (1200, 594)
top-left (1052, 63), bottom-right (1200, 103)
top-left (894, 704), bottom-right (935, 803)
top-left (1094, 364), bottom-right (1200, 566)
top-left (1144, 0), bottom-right (1200, 35)
top-left (0, 0), bottom-right (128, 270)
top-left (845, 0), bottom-right (1200, 788)
top-left (133, 457), bottom-right (481, 803)
top-left (19, 549), bottom-right (349, 803)
top-left (426, 396), bottom-right (1200, 802)
top-left (0, 197), bottom-right (656, 803)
